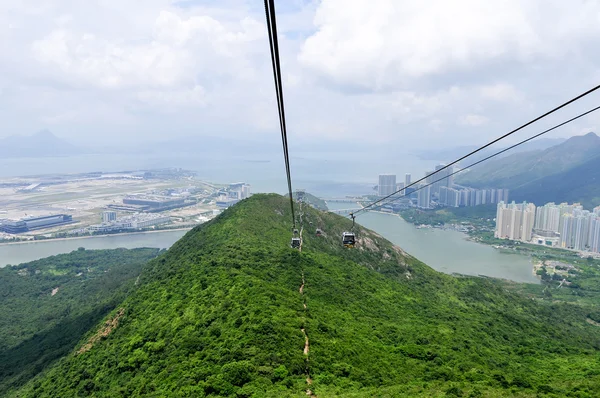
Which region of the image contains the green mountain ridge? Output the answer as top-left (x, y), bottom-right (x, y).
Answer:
top-left (11, 195), bottom-right (600, 397)
top-left (512, 154), bottom-right (600, 208)
top-left (292, 191), bottom-right (328, 211)
top-left (456, 132), bottom-right (600, 193)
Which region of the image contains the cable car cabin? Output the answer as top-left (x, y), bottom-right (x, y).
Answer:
top-left (291, 237), bottom-right (301, 249)
top-left (316, 228), bottom-right (323, 236)
top-left (342, 232), bottom-right (356, 248)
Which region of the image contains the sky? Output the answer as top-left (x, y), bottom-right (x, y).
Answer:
top-left (2, 0), bottom-right (600, 150)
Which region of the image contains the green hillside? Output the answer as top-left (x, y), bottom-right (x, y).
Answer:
top-left (512, 154), bottom-right (600, 208)
top-left (11, 195), bottom-right (600, 397)
top-left (292, 191), bottom-right (328, 211)
top-left (456, 132), bottom-right (600, 191)
top-left (0, 248), bottom-right (161, 395)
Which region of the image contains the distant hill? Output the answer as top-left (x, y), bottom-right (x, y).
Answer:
top-left (0, 130), bottom-right (82, 158)
top-left (11, 194), bottom-right (600, 397)
top-left (417, 137), bottom-right (566, 163)
top-left (292, 191), bottom-right (328, 211)
top-left (512, 154), bottom-right (600, 208)
top-left (456, 132), bottom-right (600, 191)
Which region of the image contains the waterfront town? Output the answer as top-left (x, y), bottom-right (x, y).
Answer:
top-left (494, 201), bottom-right (600, 255)
top-left (2, 165), bottom-right (599, 258)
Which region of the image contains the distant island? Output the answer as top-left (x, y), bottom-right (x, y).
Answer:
top-left (0, 130), bottom-right (84, 159)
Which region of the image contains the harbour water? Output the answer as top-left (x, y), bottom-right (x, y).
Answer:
top-left (327, 201), bottom-right (538, 283)
top-left (0, 203), bottom-right (538, 284)
top-left (0, 151), bottom-right (431, 197)
top-left (0, 230), bottom-right (187, 268)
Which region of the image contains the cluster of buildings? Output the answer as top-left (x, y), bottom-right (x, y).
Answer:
top-left (109, 195), bottom-right (190, 213)
top-left (87, 211), bottom-right (171, 233)
top-left (495, 201), bottom-right (600, 254)
top-left (378, 166), bottom-right (507, 210)
top-left (494, 202), bottom-right (536, 241)
top-left (439, 187), bottom-right (510, 208)
top-left (0, 214), bottom-right (74, 234)
top-left (534, 202), bottom-right (600, 252)
top-left (105, 186), bottom-right (203, 213)
top-left (216, 183), bottom-right (251, 208)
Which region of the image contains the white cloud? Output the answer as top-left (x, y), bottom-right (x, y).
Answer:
top-left (459, 114), bottom-right (489, 126)
top-left (1, 0), bottom-right (600, 149)
top-left (42, 110), bottom-right (78, 124)
top-left (32, 29), bottom-right (192, 89)
top-left (480, 83), bottom-right (522, 102)
top-left (299, 0), bottom-right (600, 92)
top-left (137, 85), bottom-right (207, 110)
top-left (31, 10), bottom-right (264, 91)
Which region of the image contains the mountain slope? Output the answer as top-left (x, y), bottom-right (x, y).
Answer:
top-left (456, 132), bottom-right (600, 189)
top-left (12, 195), bottom-right (600, 397)
top-left (0, 248), bottom-right (161, 395)
top-left (0, 130), bottom-right (82, 158)
top-left (512, 154), bottom-right (600, 208)
top-left (292, 191), bottom-right (328, 211)
top-left (416, 137), bottom-right (566, 163)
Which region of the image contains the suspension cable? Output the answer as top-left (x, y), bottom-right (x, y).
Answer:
top-left (351, 84), bottom-right (600, 218)
top-left (264, 0), bottom-right (296, 228)
top-left (365, 104), bottom-right (600, 212)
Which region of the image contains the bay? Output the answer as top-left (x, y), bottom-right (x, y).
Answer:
top-left (0, 230), bottom-right (187, 268)
top-left (1, 195), bottom-right (538, 285)
top-left (326, 201), bottom-right (538, 283)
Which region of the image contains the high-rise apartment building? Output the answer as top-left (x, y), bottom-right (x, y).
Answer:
top-left (558, 209), bottom-right (596, 251)
top-left (534, 203), bottom-right (561, 233)
top-left (495, 201), bottom-right (536, 241)
top-left (449, 188), bottom-right (460, 207)
top-left (405, 173), bottom-right (411, 188)
top-left (241, 184), bottom-right (251, 199)
top-left (378, 174), bottom-right (396, 197)
top-left (425, 171), bottom-right (435, 186)
top-left (446, 165), bottom-right (454, 188)
top-left (430, 164), bottom-right (455, 196)
top-left (439, 186), bottom-right (448, 204)
top-left (590, 218), bottom-right (600, 252)
top-left (102, 211), bottom-right (117, 223)
top-left (397, 182), bottom-right (406, 196)
top-left (432, 164), bottom-right (444, 195)
top-left (229, 183), bottom-right (252, 200)
top-left (521, 204), bottom-right (536, 242)
top-left (497, 200), bottom-right (600, 253)
top-left (417, 183), bottom-right (432, 209)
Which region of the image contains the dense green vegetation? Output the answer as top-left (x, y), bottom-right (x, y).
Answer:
top-left (489, 241), bottom-right (600, 308)
top-left (11, 195), bottom-right (600, 397)
top-left (456, 132), bottom-right (600, 193)
top-left (0, 248), bottom-right (161, 395)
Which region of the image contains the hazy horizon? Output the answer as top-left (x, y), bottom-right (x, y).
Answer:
top-left (2, 0), bottom-right (600, 152)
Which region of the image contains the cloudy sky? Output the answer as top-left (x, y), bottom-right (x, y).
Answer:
top-left (2, 0), bottom-right (600, 149)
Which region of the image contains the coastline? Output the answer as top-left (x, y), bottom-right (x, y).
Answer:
top-left (0, 227), bottom-right (193, 247)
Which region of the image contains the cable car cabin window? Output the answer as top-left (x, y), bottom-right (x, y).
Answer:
top-left (342, 232), bottom-right (355, 247)
top-left (291, 238), bottom-right (301, 249)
